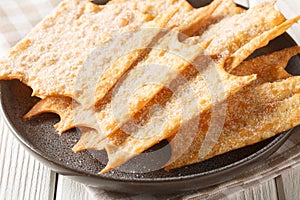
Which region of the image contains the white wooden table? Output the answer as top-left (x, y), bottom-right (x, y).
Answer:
top-left (1, 0), bottom-right (300, 199)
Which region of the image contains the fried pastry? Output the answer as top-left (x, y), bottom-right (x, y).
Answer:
top-left (2, 0), bottom-right (300, 174)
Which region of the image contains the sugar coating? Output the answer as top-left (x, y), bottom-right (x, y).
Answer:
top-left (10, 0), bottom-right (300, 173)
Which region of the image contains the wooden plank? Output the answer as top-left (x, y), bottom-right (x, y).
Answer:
top-left (0, 115), bottom-right (57, 200)
top-left (226, 179), bottom-right (278, 200)
top-left (56, 175), bottom-right (90, 200)
top-left (276, 165), bottom-right (300, 200)
top-left (226, 192), bottom-right (246, 200)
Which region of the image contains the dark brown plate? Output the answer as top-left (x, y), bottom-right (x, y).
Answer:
top-left (0, 0), bottom-right (299, 195)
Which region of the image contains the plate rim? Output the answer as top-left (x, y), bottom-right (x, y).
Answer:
top-left (0, 91), bottom-right (294, 184)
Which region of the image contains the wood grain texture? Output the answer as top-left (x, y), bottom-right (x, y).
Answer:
top-left (225, 180), bottom-right (278, 200)
top-left (1, 0), bottom-right (300, 200)
top-left (0, 115), bottom-right (57, 200)
top-left (276, 165), bottom-right (300, 200)
top-left (56, 175), bottom-right (90, 200)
